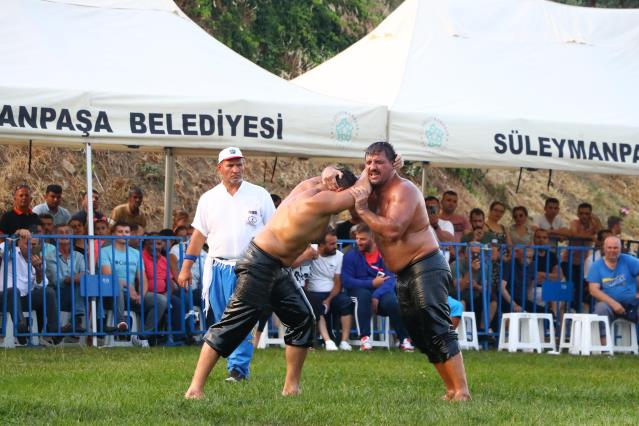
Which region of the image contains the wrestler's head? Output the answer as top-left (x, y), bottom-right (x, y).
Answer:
top-left (335, 167), bottom-right (357, 191)
top-left (364, 141), bottom-right (396, 187)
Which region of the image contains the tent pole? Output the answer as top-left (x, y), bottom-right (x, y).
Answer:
top-left (421, 162), bottom-right (428, 195)
top-left (163, 147), bottom-right (175, 229)
top-left (85, 141), bottom-right (98, 347)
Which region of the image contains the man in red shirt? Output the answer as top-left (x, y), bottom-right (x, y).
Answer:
top-left (0, 184), bottom-right (40, 236)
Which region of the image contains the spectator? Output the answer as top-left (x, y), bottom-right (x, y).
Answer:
top-left (141, 234), bottom-right (182, 340)
top-left (501, 247), bottom-right (545, 314)
top-left (305, 228), bottom-right (353, 351)
top-left (38, 213), bottom-right (54, 236)
top-left (0, 183), bottom-right (40, 236)
top-left (587, 236), bottom-right (639, 339)
top-left (128, 223), bottom-right (145, 250)
top-left (33, 184), bottom-right (71, 225)
top-left (531, 228), bottom-right (563, 310)
top-left (485, 201), bottom-right (512, 248)
top-left (341, 224), bottom-right (414, 352)
top-left (68, 217), bottom-right (88, 255)
top-left (172, 210), bottom-right (190, 232)
top-left (461, 208), bottom-right (493, 244)
top-left (0, 229), bottom-right (59, 345)
top-left (532, 197), bottom-right (570, 241)
top-left (439, 190), bottom-right (470, 242)
top-left (563, 202), bottom-right (600, 311)
top-left (584, 229), bottom-right (613, 278)
top-left (451, 228), bottom-right (496, 331)
top-left (44, 223), bottom-right (86, 333)
top-left (607, 216), bottom-right (622, 237)
top-left (109, 186), bottom-right (148, 229)
top-left (270, 194), bottom-right (282, 208)
top-left (170, 226), bottom-right (206, 294)
top-left (424, 196), bottom-right (454, 262)
top-left (71, 189), bottom-right (107, 224)
top-left (99, 222), bottom-right (147, 333)
top-left (177, 147), bottom-right (275, 383)
top-left (509, 206), bottom-right (533, 246)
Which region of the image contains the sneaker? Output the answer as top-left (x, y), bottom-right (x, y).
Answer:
top-left (325, 340), bottom-right (338, 351)
top-left (39, 336), bottom-right (61, 347)
top-left (400, 338), bottom-right (415, 352)
top-left (338, 341), bottom-right (352, 351)
top-left (16, 321), bottom-right (29, 345)
top-left (359, 336), bottom-right (372, 351)
top-left (225, 369), bottom-right (247, 383)
top-left (117, 321), bottom-right (129, 332)
top-left (132, 336), bottom-right (150, 348)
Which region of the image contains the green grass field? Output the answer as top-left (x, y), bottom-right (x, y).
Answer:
top-left (1, 346), bottom-right (638, 425)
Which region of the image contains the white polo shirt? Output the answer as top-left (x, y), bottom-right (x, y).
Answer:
top-left (307, 251), bottom-right (343, 293)
top-left (192, 181), bottom-right (275, 259)
top-left (437, 219), bottom-right (455, 262)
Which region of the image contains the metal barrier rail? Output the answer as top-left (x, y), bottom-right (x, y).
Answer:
top-left (1, 234), bottom-right (206, 346)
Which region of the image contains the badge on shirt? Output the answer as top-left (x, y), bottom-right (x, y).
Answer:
top-left (247, 210), bottom-right (259, 226)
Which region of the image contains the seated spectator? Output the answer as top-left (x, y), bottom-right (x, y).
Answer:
top-left (68, 217), bottom-right (88, 255)
top-left (509, 206), bottom-right (533, 247)
top-left (128, 223), bottom-right (145, 250)
top-left (461, 208), bottom-right (493, 244)
top-left (109, 186), bottom-right (148, 229)
top-left (563, 202), bottom-right (600, 312)
top-left (531, 228), bottom-right (563, 312)
top-left (99, 222), bottom-right (147, 332)
top-left (448, 296), bottom-right (464, 329)
top-left (0, 229), bottom-right (59, 345)
top-left (141, 233), bottom-right (182, 341)
top-left (33, 184), bottom-right (71, 225)
top-left (424, 196), bottom-right (454, 262)
top-left (306, 228), bottom-right (353, 351)
top-left (0, 184), bottom-right (40, 236)
top-left (439, 190), bottom-right (470, 242)
top-left (607, 216), bottom-right (623, 237)
top-left (341, 224), bottom-right (414, 352)
top-left (501, 247), bottom-right (545, 314)
top-left (584, 229), bottom-right (613, 278)
top-left (485, 201), bottom-right (512, 247)
top-left (44, 224), bottom-right (86, 333)
top-left (169, 225), bottom-right (205, 298)
top-left (587, 236), bottom-right (639, 339)
top-left (450, 228), bottom-right (496, 331)
top-left (532, 197), bottom-right (570, 242)
top-left (171, 210), bottom-right (190, 232)
top-left (71, 189), bottom-right (107, 225)
top-left (38, 213), bottom-right (55, 236)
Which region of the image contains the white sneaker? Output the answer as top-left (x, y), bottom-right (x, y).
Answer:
top-left (325, 340), bottom-right (338, 351)
top-left (338, 341), bottom-right (352, 351)
top-left (400, 338), bottom-right (414, 352)
top-left (359, 336), bottom-right (372, 351)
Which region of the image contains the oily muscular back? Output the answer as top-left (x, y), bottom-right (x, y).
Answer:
top-left (253, 187), bottom-right (333, 267)
top-left (372, 175), bottom-right (440, 273)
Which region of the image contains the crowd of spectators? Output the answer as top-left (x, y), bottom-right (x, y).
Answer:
top-left (1, 179), bottom-right (637, 348)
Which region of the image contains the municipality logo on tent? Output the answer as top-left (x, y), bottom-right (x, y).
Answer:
top-left (331, 112), bottom-right (359, 144)
top-left (422, 118), bottom-right (448, 148)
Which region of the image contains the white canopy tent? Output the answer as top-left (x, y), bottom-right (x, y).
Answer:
top-left (294, 0), bottom-right (639, 175)
top-left (0, 0), bottom-right (388, 342)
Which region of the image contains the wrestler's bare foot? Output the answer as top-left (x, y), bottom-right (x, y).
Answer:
top-left (184, 387), bottom-right (204, 400)
top-left (450, 391), bottom-right (471, 402)
top-left (441, 390), bottom-right (455, 401)
top-left (281, 386), bottom-right (302, 396)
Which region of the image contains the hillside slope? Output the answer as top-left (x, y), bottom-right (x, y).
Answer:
top-left (1, 146), bottom-right (636, 240)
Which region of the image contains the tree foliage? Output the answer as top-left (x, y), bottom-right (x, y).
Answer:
top-left (176, 0), bottom-right (401, 78)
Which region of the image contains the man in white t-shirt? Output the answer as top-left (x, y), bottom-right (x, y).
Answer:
top-left (532, 197), bottom-right (570, 241)
top-left (306, 229), bottom-right (353, 351)
top-left (177, 147), bottom-right (276, 383)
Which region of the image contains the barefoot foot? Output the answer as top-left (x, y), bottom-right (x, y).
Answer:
top-left (441, 390), bottom-right (455, 401)
top-left (184, 387), bottom-right (204, 400)
top-left (450, 391), bottom-right (471, 402)
top-left (281, 386), bottom-right (301, 396)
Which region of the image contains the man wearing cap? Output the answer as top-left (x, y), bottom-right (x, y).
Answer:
top-left (178, 147), bottom-right (276, 383)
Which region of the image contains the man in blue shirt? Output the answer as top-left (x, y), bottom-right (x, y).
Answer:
top-left (587, 236), bottom-right (639, 333)
top-left (341, 223), bottom-right (413, 352)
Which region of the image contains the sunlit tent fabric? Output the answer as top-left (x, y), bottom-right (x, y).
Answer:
top-left (294, 0), bottom-right (639, 175)
top-left (0, 0), bottom-right (387, 157)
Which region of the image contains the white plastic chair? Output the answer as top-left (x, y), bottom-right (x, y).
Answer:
top-left (559, 313), bottom-right (613, 356)
top-left (611, 318), bottom-right (638, 355)
top-left (456, 312), bottom-right (479, 351)
top-left (498, 312), bottom-right (544, 353)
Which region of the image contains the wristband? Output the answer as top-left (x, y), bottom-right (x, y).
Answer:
top-left (184, 254), bottom-right (198, 262)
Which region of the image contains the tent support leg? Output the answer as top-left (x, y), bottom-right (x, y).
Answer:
top-left (85, 141), bottom-right (98, 347)
top-left (163, 148), bottom-right (175, 229)
top-left (421, 162), bottom-right (428, 195)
